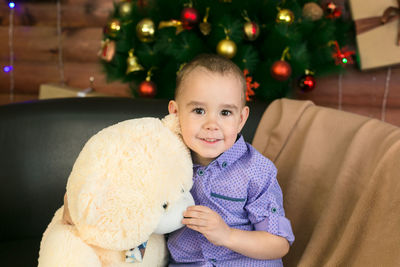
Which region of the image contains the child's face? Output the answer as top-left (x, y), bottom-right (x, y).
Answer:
top-left (169, 67), bottom-right (249, 166)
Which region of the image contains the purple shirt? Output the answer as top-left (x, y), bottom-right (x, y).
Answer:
top-left (167, 136), bottom-right (294, 266)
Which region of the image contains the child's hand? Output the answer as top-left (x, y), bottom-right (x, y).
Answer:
top-left (182, 205), bottom-right (231, 247)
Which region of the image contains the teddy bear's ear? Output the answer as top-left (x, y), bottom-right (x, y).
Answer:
top-left (162, 113), bottom-right (181, 135)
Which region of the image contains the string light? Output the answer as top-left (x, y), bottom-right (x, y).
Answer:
top-left (3, 66), bottom-right (13, 73)
top-left (7, 1), bottom-right (15, 102)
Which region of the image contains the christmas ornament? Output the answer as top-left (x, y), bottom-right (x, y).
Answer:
top-left (99, 39), bottom-right (116, 62)
top-left (104, 19), bottom-right (121, 37)
top-left (276, 9), bottom-right (295, 24)
top-left (136, 18), bottom-right (155, 42)
top-left (158, 20), bottom-right (184, 35)
top-left (181, 6), bottom-right (199, 30)
top-left (138, 69), bottom-right (157, 97)
top-left (271, 47), bottom-right (291, 81)
top-left (126, 49), bottom-right (144, 74)
top-left (302, 2), bottom-right (323, 21)
top-left (138, 80), bottom-right (156, 97)
top-left (217, 38), bottom-right (237, 59)
top-left (217, 27), bottom-right (237, 59)
top-left (271, 61), bottom-right (291, 81)
top-left (242, 11), bottom-right (260, 41)
top-left (243, 21), bottom-right (260, 41)
top-left (119, 1), bottom-right (133, 18)
top-left (325, 1), bottom-right (342, 19)
top-left (298, 70), bottom-right (316, 92)
top-left (330, 41), bottom-right (355, 66)
top-left (199, 7), bottom-right (211, 36)
top-left (243, 69), bottom-right (259, 101)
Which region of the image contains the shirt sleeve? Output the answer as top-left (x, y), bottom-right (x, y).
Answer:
top-left (245, 162), bottom-right (295, 245)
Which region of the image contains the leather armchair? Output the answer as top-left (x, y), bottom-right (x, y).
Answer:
top-left (0, 97), bottom-right (268, 267)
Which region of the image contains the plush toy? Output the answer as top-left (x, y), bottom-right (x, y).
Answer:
top-left (38, 114), bottom-right (194, 267)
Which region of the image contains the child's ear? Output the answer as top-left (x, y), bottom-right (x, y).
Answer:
top-left (168, 100), bottom-right (178, 114)
top-left (238, 106), bottom-right (250, 132)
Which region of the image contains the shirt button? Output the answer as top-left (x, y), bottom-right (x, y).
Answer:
top-left (271, 207), bottom-right (277, 213)
top-left (222, 161), bottom-right (227, 168)
top-left (197, 169), bottom-right (204, 176)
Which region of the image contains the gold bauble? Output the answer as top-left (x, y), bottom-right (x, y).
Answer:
top-left (119, 2), bottom-right (133, 18)
top-left (216, 38), bottom-right (237, 59)
top-left (136, 18), bottom-right (156, 42)
top-left (276, 9), bottom-right (295, 24)
top-left (243, 21), bottom-right (260, 41)
top-left (106, 19), bottom-right (121, 37)
top-left (302, 2), bottom-right (323, 21)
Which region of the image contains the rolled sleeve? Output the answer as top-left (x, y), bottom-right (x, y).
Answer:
top-left (254, 216), bottom-right (295, 245)
top-left (245, 163), bottom-right (295, 245)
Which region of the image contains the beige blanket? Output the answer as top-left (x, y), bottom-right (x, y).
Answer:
top-left (252, 98), bottom-right (400, 267)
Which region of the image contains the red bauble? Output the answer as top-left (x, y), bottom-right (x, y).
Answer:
top-left (138, 80), bottom-right (156, 97)
top-left (271, 60), bottom-right (292, 81)
top-left (181, 7), bottom-right (199, 30)
top-left (298, 74), bottom-right (316, 92)
top-left (325, 1), bottom-right (342, 19)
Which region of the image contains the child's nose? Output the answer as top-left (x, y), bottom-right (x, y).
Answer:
top-left (204, 115), bottom-right (219, 130)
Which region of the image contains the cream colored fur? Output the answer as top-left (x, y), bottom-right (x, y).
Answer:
top-left (38, 114), bottom-right (194, 267)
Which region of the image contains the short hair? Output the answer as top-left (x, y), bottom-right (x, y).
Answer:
top-left (175, 54), bottom-right (247, 105)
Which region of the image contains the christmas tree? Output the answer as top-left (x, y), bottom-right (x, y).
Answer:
top-left (100, 0), bottom-right (354, 102)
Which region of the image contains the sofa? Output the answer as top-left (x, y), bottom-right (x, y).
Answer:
top-left (0, 97), bottom-right (268, 267)
top-left (1, 97), bottom-right (400, 267)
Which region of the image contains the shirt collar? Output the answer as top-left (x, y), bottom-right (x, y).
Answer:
top-left (192, 135), bottom-right (248, 169)
top-left (215, 135), bottom-right (248, 169)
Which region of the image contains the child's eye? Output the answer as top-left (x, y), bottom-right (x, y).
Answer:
top-left (193, 108), bottom-right (205, 115)
top-left (221, 110), bottom-right (232, 116)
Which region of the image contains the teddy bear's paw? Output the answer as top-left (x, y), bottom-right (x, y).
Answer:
top-left (38, 208), bottom-right (102, 267)
top-left (162, 113), bottom-right (181, 135)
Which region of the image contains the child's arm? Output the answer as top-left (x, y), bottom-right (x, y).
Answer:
top-left (182, 205), bottom-right (289, 260)
top-left (62, 193), bottom-right (74, 225)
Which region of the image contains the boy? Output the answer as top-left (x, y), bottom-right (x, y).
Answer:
top-left (167, 54), bottom-right (294, 266)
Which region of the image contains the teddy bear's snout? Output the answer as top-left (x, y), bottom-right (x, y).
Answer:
top-left (154, 191), bottom-right (195, 234)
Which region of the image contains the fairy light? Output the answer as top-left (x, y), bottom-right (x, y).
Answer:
top-left (3, 66), bottom-right (13, 73)
top-left (7, 1), bottom-right (15, 102)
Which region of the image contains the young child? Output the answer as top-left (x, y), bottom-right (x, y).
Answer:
top-left (167, 54), bottom-right (294, 266)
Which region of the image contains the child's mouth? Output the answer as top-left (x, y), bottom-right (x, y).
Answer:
top-left (201, 138), bottom-right (219, 144)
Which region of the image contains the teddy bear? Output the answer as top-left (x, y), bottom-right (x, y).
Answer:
top-left (37, 114), bottom-right (194, 267)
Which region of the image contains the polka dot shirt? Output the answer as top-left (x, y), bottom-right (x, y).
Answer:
top-left (167, 136), bottom-right (294, 266)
